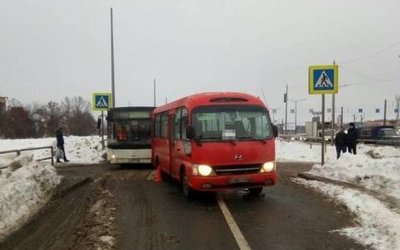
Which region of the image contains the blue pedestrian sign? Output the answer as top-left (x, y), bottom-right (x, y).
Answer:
top-left (92, 92), bottom-right (112, 111)
top-left (309, 65), bottom-right (338, 94)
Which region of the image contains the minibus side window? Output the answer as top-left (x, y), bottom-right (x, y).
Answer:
top-left (160, 113), bottom-right (168, 138)
top-left (174, 107), bottom-right (188, 140)
top-left (154, 115), bottom-right (161, 137)
top-left (174, 109), bottom-right (181, 139)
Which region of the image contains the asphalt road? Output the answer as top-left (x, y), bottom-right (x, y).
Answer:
top-left (0, 162), bottom-right (366, 250)
top-left (108, 162), bottom-right (364, 250)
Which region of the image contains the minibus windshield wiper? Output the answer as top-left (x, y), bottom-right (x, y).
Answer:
top-left (237, 136), bottom-right (254, 140)
top-left (220, 139), bottom-right (236, 145)
top-left (194, 134), bottom-right (203, 146)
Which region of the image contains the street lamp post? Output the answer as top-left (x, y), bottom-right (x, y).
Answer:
top-left (110, 8), bottom-right (115, 108)
top-left (97, 113), bottom-right (106, 149)
top-left (284, 84), bottom-right (288, 135)
top-left (289, 98), bottom-right (306, 134)
top-left (331, 94), bottom-right (335, 145)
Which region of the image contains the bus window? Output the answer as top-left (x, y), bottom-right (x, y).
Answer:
top-left (117, 126), bottom-right (128, 141)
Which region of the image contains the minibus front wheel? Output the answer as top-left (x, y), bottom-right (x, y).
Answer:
top-left (181, 168), bottom-right (194, 199)
top-left (248, 187), bottom-right (263, 196)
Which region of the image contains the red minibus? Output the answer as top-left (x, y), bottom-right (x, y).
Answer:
top-left (152, 92), bottom-right (278, 198)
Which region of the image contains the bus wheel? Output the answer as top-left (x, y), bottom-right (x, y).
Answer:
top-left (181, 170), bottom-right (194, 199)
top-left (248, 187), bottom-right (263, 196)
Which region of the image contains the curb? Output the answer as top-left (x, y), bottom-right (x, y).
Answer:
top-left (297, 172), bottom-right (357, 188)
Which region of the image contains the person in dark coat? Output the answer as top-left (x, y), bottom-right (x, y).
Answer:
top-left (56, 127), bottom-right (69, 162)
top-left (334, 127), bottom-right (347, 159)
top-left (347, 122), bottom-right (358, 154)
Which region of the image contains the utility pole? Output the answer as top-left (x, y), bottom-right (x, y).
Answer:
top-left (384, 99), bottom-right (387, 126)
top-left (294, 101), bottom-right (298, 134)
top-left (153, 79), bottom-right (156, 107)
top-left (396, 95), bottom-right (400, 123)
top-left (289, 98), bottom-right (306, 134)
top-left (321, 94), bottom-right (325, 166)
top-left (340, 106), bottom-right (344, 128)
top-left (284, 84), bottom-right (288, 135)
top-left (331, 60), bottom-right (336, 146)
top-left (110, 8), bottom-right (115, 108)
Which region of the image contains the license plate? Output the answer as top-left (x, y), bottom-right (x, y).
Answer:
top-left (229, 178), bottom-right (249, 184)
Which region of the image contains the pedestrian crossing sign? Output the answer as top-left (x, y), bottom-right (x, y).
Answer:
top-left (309, 65), bottom-right (338, 94)
top-left (92, 92), bottom-right (112, 111)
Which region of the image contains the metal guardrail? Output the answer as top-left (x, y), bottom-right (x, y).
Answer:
top-left (0, 146), bottom-right (54, 169)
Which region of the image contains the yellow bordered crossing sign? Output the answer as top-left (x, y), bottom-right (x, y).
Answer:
top-left (309, 65), bottom-right (338, 94)
top-left (92, 92), bottom-right (112, 111)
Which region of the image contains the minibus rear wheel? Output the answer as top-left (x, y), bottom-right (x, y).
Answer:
top-left (181, 169), bottom-right (194, 199)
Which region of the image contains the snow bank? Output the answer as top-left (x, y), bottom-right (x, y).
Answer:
top-left (0, 136), bottom-right (105, 166)
top-left (295, 179), bottom-right (400, 250)
top-left (292, 141), bottom-right (400, 250)
top-left (0, 154), bottom-right (61, 241)
top-left (308, 153), bottom-right (400, 203)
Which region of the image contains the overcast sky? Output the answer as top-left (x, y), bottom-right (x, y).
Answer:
top-left (1, 0), bottom-right (400, 124)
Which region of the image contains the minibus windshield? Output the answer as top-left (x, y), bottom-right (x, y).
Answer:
top-left (192, 105), bottom-right (273, 141)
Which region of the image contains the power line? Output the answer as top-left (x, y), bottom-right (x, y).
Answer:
top-left (340, 40), bottom-right (400, 64)
top-left (340, 66), bottom-right (399, 83)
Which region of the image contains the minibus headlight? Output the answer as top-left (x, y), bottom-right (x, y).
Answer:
top-left (111, 154), bottom-right (116, 159)
top-left (198, 164), bottom-right (213, 176)
top-left (192, 164), bottom-right (215, 176)
top-left (261, 161), bottom-right (276, 173)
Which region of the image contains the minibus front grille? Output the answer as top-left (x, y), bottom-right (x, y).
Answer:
top-left (214, 164), bottom-right (261, 175)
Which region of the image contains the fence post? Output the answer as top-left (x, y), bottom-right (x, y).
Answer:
top-left (17, 150), bottom-right (20, 156)
top-left (51, 147), bottom-right (54, 166)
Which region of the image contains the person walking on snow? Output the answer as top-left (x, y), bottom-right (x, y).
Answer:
top-left (347, 122), bottom-right (358, 154)
top-left (56, 127), bottom-right (69, 162)
top-left (334, 127), bottom-right (347, 159)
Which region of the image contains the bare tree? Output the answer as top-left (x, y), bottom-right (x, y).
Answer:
top-left (63, 96), bottom-right (96, 135)
top-left (1, 96), bottom-right (96, 138)
top-left (5, 106), bottom-right (34, 138)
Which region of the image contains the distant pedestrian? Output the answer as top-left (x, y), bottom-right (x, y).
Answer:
top-left (335, 127), bottom-right (347, 159)
top-left (56, 127), bottom-right (69, 162)
top-left (347, 122), bottom-right (358, 154)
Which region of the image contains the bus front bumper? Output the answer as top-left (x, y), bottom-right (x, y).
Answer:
top-left (108, 158), bottom-right (151, 164)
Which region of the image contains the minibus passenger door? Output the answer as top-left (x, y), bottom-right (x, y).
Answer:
top-left (168, 114), bottom-right (175, 175)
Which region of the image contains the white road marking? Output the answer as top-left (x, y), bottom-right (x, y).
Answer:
top-left (217, 194), bottom-right (251, 250)
top-left (146, 170), bottom-right (155, 180)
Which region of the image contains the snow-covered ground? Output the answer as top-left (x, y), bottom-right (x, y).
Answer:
top-left (0, 136), bottom-right (105, 241)
top-left (0, 136), bottom-right (399, 249)
top-left (278, 139), bottom-right (400, 250)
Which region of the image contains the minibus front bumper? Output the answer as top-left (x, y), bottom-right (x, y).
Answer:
top-left (189, 172), bottom-right (277, 191)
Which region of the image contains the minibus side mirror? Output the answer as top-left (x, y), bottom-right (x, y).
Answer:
top-left (186, 125), bottom-right (196, 139)
top-left (272, 124), bottom-right (278, 138)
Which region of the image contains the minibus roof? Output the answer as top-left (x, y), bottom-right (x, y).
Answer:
top-left (153, 92), bottom-right (268, 113)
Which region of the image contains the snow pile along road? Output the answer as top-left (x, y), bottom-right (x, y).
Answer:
top-left (295, 146), bottom-right (400, 250)
top-left (0, 154), bottom-right (61, 241)
top-left (0, 136), bottom-right (105, 166)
